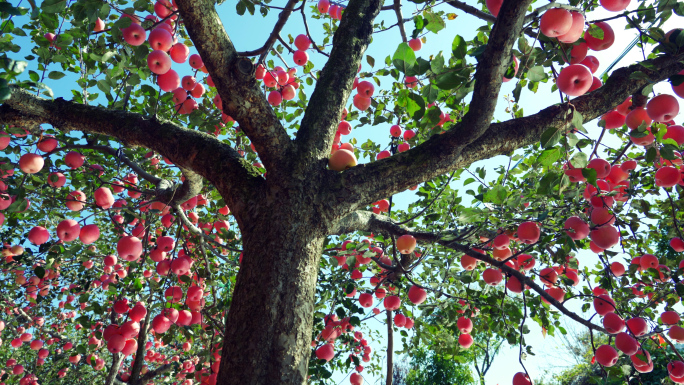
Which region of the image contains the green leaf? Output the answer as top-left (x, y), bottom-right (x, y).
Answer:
top-left (572, 110), bottom-right (585, 133)
top-left (434, 72), bottom-right (461, 90)
top-left (431, 52), bottom-right (445, 73)
top-left (48, 71), bottom-right (65, 80)
top-left (587, 24), bottom-right (604, 39)
top-left (483, 185), bottom-right (507, 205)
top-left (41, 0), bottom-right (67, 13)
top-left (537, 148), bottom-right (561, 167)
top-left (581, 168), bottom-right (597, 187)
top-left (366, 55), bottom-right (375, 68)
top-left (451, 35), bottom-right (467, 60)
top-left (527, 66), bottom-right (547, 82)
top-left (35, 266), bottom-right (45, 279)
top-left (0, 79), bottom-right (10, 102)
top-left (422, 85), bottom-right (439, 104)
top-left (570, 152), bottom-right (588, 168)
top-left (540, 127), bottom-right (562, 149)
top-left (405, 92), bottom-right (426, 120)
top-left (423, 10), bottom-right (445, 34)
top-left (645, 146), bottom-right (657, 163)
top-left (0, 3), bottom-right (27, 15)
top-left (392, 43), bottom-right (416, 74)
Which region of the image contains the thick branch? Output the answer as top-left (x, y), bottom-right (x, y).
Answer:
top-left (0, 86), bottom-right (263, 217)
top-left (104, 353), bottom-right (124, 385)
top-left (335, 211), bottom-right (609, 334)
top-left (176, 0), bottom-right (294, 174)
top-left (445, 0), bottom-right (497, 23)
top-left (293, 0), bottom-right (383, 167)
top-left (236, 0), bottom-right (298, 57)
top-left (327, 52), bottom-right (684, 216)
top-left (458, 0), bottom-right (534, 145)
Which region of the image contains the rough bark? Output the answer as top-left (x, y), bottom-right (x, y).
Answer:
top-left (175, 0), bottom-right (293, 174)
top-left (294, 0), bottom-right (383, 167)
top-left (217, 192), bottom-right (330, 384)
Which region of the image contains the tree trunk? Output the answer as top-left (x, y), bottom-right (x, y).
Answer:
top-left (217, 201), bottom-right (328, 385)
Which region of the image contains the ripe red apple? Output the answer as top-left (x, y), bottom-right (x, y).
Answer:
top-left (602, 312), bottom-right (625, 334)
top-left (590, 225), bottom-right (619, 249)
top-left (585, 22), bottom-right (615, 51)
top-left (147, 50), bottom-right (172, 75)
top-left (671, 237), bottom-right (684, 252)
top-left (122, 24), bottom-right (146, 46)
top-left (37, 136), bottom-right (58, 152)
top-left (460, 254), bottom-right (478, 270)
top-left (540, 267), bottom-right (558, 287)
top-left (655, 166), bottom-right (681, 187)
top-left (169, 42), bottom-right (189, 63)
top-left (458, 333), bottom-right (473, 348)
top-left (564, 216), bottom-right (589, 240)
top-left (593, 294), bottom-right (616, 316)
top-left (353, 94), bottom-right (371, 111)
top-left (517, 221), bottom-right (540, 244)
top-left (79, 224), bottom-right (100, 244)
top-left (485, 0), bottom-right (503, 16)
top-left (158, 69), bottom-right (179, 92)
top-left (358, 293), bottom-right (373, 308)
top-left (580, 56), bottom-right (599, 74)
top-left (569, 42), bottom-right (588, 64)
top-left (329, 149), bottom-right (357, 171)
top-left (66, 190), bottom-right (86, 211)
top-left (557, 11), bottom-right (585, 43)
top-left (293, 50), bottom-right (309, 66)
top-left (610, 262), bottom-right (625, 276)
top-left (383, 295), bottom-right (401, 311)
top-left (28, 226), bottom-right (50, 245)
top-left (557, 64), bottom-right (593, 96)
top-left (18, 153), bottom-right (44, 174)
top-left (647, 94), bottom-right (679, 122)
top-left (670, 325), bottom-right (684, 343)
top-left (148, 28), bottom-right (173, 52)
top-left (483, 268), bottom-right (503, 286)
top-left (457, 317), bottom-right (473, 333)
top-left (512, 372), bottom-right (532, 385)
top-left (595, 344), bottom-right (619, 367)
top-left (117, 236), bottom-right (143, 261)
top-left (626, 317), bottom-right (648, 336)
top-left (189, 54), bottom-right (204, 69)
top-left (600, 0), bottom-right (631, 12)
top-left (57, 219), bottom-right (80, 242)
top-left (663, 125), bottom-right (684, 145)
top-left (408, 38), bottom-right (422, 51)
top-left (601, 110), bottom-right (626, 130)
top-left (661, 310), bottom-right (680, 325)
top-left (64, 151), bottom-right (84, 169)
top-left (408, 285), bottom-right (427, 305)
top-left (540, 8), bottom-right (573, 38)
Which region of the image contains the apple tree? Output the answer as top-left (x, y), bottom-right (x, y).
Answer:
top-left (1, 0), bottom-right (684, 384)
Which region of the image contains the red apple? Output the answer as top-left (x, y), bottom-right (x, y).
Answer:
top-left (557, 64), bottom-right (593, 96)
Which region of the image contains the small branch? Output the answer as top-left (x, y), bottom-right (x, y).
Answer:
top-left (393, 0), bottom-right (407, 42)
top-left (445, 0), bottom-right (496, 23)
top-left (237, 0), bottom-right (299, 57)
top-left (385, 310), bottom-right (394, 385)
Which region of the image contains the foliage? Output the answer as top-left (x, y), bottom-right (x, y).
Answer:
top-left (0, 0), bottom-right (682, 384)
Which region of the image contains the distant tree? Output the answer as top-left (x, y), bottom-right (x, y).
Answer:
top-left (393, 347), bottom-right (475, 385)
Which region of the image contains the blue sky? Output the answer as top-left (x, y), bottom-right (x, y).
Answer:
top-left (5, 0), bottom-right (684, 384)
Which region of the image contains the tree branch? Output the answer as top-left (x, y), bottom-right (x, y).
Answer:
top-left (445, 0), bottom-right (497, 23)
top-left (0, 86), bottom-right (264, 218)
top-left (236, 0), bottom-right (299, 57)
top-left (175, 0), bottom-right (294, 174)
top-left (458, 0), bottom-right (534, 145)
top-left (293, 0), bottom-right (383, 168)
top-left (326, 52), bottom-right (684, 217)
top-left (334, 211), bottom-right (610, 334)
top-left (393, 0), bottom-right (407, 43)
